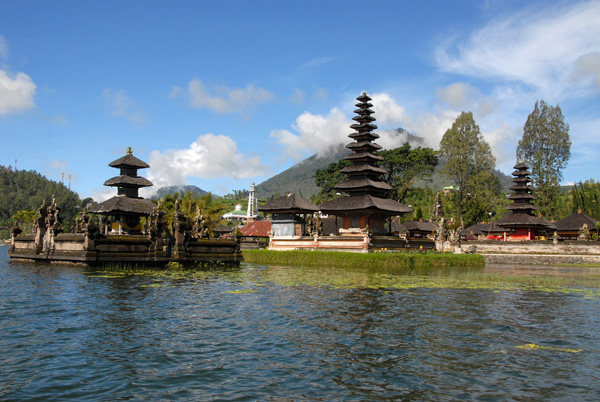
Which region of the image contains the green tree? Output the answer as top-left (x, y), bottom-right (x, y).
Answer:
top-left (376, 142), bottom-right (438, 202)
top-left (439, 111), bottom-right (501, 226)
top-left (517, 100), bottom-right (571, 220)
top-left (0, 166), bottom-right (81, 233)
top-left (11, 210), bottom-right (37, 234)
top-left (313, 159), bottom-right (351, 203)
top-left (158, 191), bottom-right (227, 237)
top-left (572, 180), bottom-right (600, 220)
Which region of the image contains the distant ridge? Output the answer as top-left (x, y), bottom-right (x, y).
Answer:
top-left (255, 144), bottom-right (347, 200)
top-left (151, 185), bottom-right (211, 200)
top-left (254, 129), bottom-right (513, 200)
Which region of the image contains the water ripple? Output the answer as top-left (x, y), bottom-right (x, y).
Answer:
top-left (1, 249), bottom-right (599, 401)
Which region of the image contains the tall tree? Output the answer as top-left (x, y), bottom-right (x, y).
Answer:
top-left (439, 111), bottom-right (501, 225)
top-left (376, 142), bottom-right (438, 202)
top-left (517, 100), bottom-right (571, 220)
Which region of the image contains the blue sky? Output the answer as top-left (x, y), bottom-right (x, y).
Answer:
top-left (1, 0), bottom-right (599, 201)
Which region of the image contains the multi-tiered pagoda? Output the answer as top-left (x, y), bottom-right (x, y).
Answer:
top-left (319, 92), bottom-right (412, 234)
top-left (495, 161), bottom-right (555, 240)
top-left (89, 147), bottom-right (155, 234)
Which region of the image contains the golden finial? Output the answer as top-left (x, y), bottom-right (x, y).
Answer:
top-left (126, 147), bottom-right (133, 156)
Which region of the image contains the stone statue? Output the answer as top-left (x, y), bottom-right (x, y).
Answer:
top-left (148, 201), bottom-right (166, 252)
top-left (436, 217), bottom-right (446, 242)
top-left (33, 200), bottom-right (48, 254)
top-left (192, 207), bottom-right (210, 239)
top-left (578, 223), bottom-right (590, 241)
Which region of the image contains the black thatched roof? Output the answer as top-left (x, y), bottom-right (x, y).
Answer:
top-left (336, 178), bottom-right (392, 192)
top-left (460, 222), bottom-right (505, 236)
top-left (349, 131), bottom-right (380, 140)
top-left (340, 164), bottom-right (387, 175)
top-left (88, 196), bottom-right (155, 215)
top-left (345, 152), bottom-right (384, 162)
top-left (399, 220), bottom-right (436, 233)
top-left (319, 194), bottom-right (412, 214)
top-left (258, 194), bottom-right (318, 214)
top-left (104, 175), bottom-right (153, 187)
top-left (554, 212), bottom-right (598, 231)
top-left (346, 141), bottom-right (382, 151)
top-left (109, 154), bottom-right (150, 169)
top-left (495, 212), bottom-right (556, 230)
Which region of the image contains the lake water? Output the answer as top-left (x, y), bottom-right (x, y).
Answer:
top-left (1, 245), bottom-right (600, 401)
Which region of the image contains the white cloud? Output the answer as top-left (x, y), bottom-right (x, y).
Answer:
top-left (0, 70), bottom-right (36, 116)
top-left (289, 88), bottom-right (305, 104)
top-left (436, 82), bottom-right (498, 118)
top-left (271, 93), bottom-right (462, 159)
top-left (91, 187), bottom-right (116, 203)
top-left (313, 87), bottom-right (328, 101)
top-left (435, 1), bottom-right (600, 98)
top-left (572, 51), bottom-right (600, 90)
top-left (103, 89), bottom-right (145, 125)
top-left (270, 107), bottom-right (350, 160)
top-left (185, 79), bottom-right (274, 115)
top-left (145, 133), bottom-right (269, 191)
top-left (370, 92), bottom-right (408, 125)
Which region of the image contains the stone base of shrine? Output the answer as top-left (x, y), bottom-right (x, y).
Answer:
top-left (267, 235), bottom-right (436, 253)
top-left (8, 233), bottom-right (242, 267)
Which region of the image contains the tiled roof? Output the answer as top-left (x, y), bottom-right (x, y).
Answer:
top-left (239, 220), bottom-right (271, 237)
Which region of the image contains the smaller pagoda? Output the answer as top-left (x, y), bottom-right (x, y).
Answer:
top-left (89, 147), bottom-right (155, 234)
top-left (318, 92), bottom-right (412, 234)
top-left (495, 161), bottom-right (555, 240)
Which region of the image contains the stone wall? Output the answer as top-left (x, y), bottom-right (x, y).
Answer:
top-left (462, 240), bottom-right (600, 265)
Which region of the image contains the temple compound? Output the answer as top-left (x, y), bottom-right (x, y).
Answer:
top-left (9, 148), bottom-right (241, 266)
top-left (261, 92), bottom-right (412, 252)
top-left (495, 161), bottom-right (556, 240)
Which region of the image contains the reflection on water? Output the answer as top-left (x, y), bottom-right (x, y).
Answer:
top-left (1, 246), bottom-right (599, 401)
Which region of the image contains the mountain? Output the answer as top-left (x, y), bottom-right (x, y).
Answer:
top-left (151, 185), bottom-right (211, 200)
top-left (255, 131), bottom-right (513, 200)
top-left (255, 144), bottom-right (348, 199)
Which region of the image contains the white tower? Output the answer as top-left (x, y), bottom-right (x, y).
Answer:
top-left (247, 183), bottom-right (258, 220)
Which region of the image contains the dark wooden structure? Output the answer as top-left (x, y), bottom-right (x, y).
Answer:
top-left (259, 194), bottom-right (318, 237)
top-left (495, 161), bottom-right (555, 240)
top-left (397, 220), bottom-right (437, 239)
top-left (318, 92), bottom-right (412, 234)
top-left (88, 147), bottom-right (155, 234)
top-left (554, 212), bottom-right (598, 240)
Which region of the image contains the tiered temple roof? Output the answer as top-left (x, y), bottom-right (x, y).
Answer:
top-left (89, 147), bottom-right (155, 217)
top-left (319, 92), bottom-right (412, 216)
top-left (495, 161), bottom-right (555, 230)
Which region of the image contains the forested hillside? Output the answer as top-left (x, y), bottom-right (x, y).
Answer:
top-left (255, 145), bottom-right (513, 201)
top-left (0, 166), bottom-right (82, 235)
